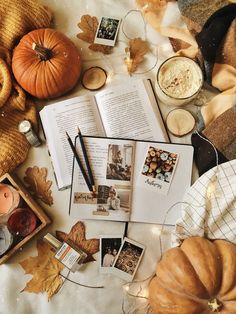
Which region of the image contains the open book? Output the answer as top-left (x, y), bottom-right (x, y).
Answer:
top-left (69, 136), bottom-right (193, 225)
top-left (40, 79), bottom-right (169, 189)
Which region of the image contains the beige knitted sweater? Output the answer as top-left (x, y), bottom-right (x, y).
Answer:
top-left (0, 0), bottom-right (53, 177)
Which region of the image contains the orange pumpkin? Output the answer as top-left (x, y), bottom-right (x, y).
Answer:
top-left (12, 28), bottom-right (82, 99)
top-left (149, 237), bottom-right (236, 313)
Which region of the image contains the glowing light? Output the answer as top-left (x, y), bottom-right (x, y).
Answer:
top-left (106, 71), bottom-right (114, 83)
top-left (151, 226), bottom-right (161, 236)
top-left (123, 285), bottom-right (130, 292)
top-left (140, 287), bottom-right (149, 298)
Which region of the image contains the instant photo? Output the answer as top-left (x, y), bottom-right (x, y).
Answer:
top-left (112, 237), bottom-right (145, 281)
top-left (94, 16), bottom-right (121, 46)
top-left (100, 235), bottom-right (123, 273)
top-left (138, 146), bottom-right (179, 195)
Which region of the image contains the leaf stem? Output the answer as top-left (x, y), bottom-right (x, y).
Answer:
top-left (32, 43), bottom-right (52, 61)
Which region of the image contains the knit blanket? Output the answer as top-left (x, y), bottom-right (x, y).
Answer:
top-left (0, 0), bottom-right (52, 177)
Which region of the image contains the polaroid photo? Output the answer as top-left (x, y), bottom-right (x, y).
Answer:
top-left (112, 237), bottom-right (145, 281)
top-left (100, 235), bottom-right (123, 273)
top-left (138, 146), bottom-right (179, 195)
top-left (106, 144), bottom-right (133, 182)
top-left (94, 16), bottom-right (121, 47)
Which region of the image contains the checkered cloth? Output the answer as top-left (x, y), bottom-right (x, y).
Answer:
top-left (172, 159), bottom-right (236, 246)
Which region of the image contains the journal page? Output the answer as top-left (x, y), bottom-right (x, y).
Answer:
top-left (70, 137), bottom-right (136, 222)
top-left (130, 141), bottom-right (194, 225)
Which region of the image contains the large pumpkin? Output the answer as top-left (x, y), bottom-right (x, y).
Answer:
top-left (149, 237), bottom-right (236, 313)
top-left (12, 28), bottom-right (82, 99)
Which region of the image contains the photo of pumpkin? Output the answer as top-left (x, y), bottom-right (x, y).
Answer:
top-left (149, 237), bottom-right (236, 313)
top-left (12, 28), bottom-right (82, 99)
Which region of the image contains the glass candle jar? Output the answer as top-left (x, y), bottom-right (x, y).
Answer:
top-left (0, 184), bottom-right (20, 222)
top-left (7, 207), bottom-right (38, 237)
top-left (155, 56), bottom-right (203, 107)
top-left (0, 224), bottom-right (13, 256)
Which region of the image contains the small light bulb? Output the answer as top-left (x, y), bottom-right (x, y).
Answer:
top-left (207, 181), bottom-right (215, 199)
top-left (106, 71), bottom-right (114, 83)
top-left (123, 285), bottom-right (130, 292)
top-left (151, 226), bottom-right (161, 236)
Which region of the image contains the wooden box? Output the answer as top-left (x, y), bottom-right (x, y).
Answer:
top-left (0, 173), bottom-right (51, 264)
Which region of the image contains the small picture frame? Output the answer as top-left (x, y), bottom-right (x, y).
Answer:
top-left (100, 235), bottom-right (123, 273)
top-left (94, 16), bottom-right (121, 47)
top-left (112, 237), bottom-right (145, 281)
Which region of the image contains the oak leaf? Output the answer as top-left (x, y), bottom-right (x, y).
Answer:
top-left (124, 38), bottom-right (149, 74)
top-left (20, 240), bottom-right (64, 300)
top-left (24, 166), bottom-right (53, 206)
top-left (77, 15), bottom-right (113, 54)
top-left (56, 221), bottom-right (99, 263)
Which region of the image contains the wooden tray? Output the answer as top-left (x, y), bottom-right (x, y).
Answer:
top-left (0, 173), bottom-right (51, 264)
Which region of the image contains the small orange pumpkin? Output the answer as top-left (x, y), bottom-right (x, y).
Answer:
top-left (149, 237), bottom-right (236, 313)
top-left (12, 28), bottom-right (82, 99)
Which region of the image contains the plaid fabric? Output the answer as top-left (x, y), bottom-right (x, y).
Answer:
top-left (137, 0), bottom-right (236, 126)
top-left (173, 159), bottom-right (236, 245)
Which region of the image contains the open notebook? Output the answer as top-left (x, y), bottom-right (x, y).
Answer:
top-left (40, 79), bottom-right (169, 190)
top-left (69, 136), bottom-right (193, 225)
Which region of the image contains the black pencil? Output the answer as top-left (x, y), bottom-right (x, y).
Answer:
top-left (66, 132), bottom-right (93, 192)
top-left (77, 127), bottom-right (96, 193)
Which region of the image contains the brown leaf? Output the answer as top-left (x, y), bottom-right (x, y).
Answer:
top-left (24, 166), bottom-right (53, 206)
top-left (124, 38), bottom-right (149, 74)
top-left (20, 240), bottom-right (64, 300)
top-left (77, 14), bottom-right (113, 54)
top-left (56, 221), bottom-right (99, 264)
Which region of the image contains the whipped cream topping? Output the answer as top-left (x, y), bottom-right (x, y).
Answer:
top-left (158, 57), bottom-right (203, 99)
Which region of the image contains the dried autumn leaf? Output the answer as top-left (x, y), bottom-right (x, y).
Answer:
top-left (124, 38), bottom-right (149, 74)
top-left (24, 166), bottom-right (53, 206)
top-left (56, 221), bottom-right (99, 264)
top-left (77, 14), bottom-right (113, 54)
top-left (20, 240), bottom-right (64, 300)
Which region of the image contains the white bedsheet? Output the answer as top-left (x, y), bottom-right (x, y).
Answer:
top-left (0, 1), bottom-right (201, 313)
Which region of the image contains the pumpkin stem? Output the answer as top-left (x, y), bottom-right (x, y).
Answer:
top-left (208, 298), bottom-right (222, 312)
top-left (32, 43), bottom-right (52, 61)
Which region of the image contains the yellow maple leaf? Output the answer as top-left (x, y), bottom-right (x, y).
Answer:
top-left (20, 240), bottom-right (64, 300)
top-left (24, 166), bottom-right (53, 206)
top-left (77, 15), bottom-right (113, 54)
top-left (56, 221), bottom-right (99, 263)
top-left (124, 38), bottom-right (149, 74)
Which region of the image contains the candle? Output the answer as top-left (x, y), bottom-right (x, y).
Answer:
top-left (155, 56), bottom-right (203, 107)
top-left (0, 224), bottom-right (13, 256)
top-left (0, 184), bottom-right (20, 218)
top-left (7, 207), bottom-right (38, 237)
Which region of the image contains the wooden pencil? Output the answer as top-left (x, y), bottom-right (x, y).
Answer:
top-left (77, 127), bottom-right (96, 193)
top-left (66, 132), bottom-right (93, 192)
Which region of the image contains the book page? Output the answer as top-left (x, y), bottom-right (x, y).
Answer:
top-left (130, 141), bottom-right (193, 225)
top-left (70, 137), bottom-right (135, 222)
top-left (95, 79), bottom-right (169, 142)
top-left (40, 95), bottom-right (105, 189)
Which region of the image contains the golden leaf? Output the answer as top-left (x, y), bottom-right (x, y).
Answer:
top-left (24, 166), bottom-right (53, 206)
top-left (77, 15), bottom-right (113, 54)
top-left (20, 240), bottom-right (64, 300)
top-left (56, 221), bottom-right (99, 263)
top-left (124, 38), bottom-right (149, 74)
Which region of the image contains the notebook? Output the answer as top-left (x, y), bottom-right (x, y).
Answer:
top-left (69, 136), bottom-right (193, 225)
